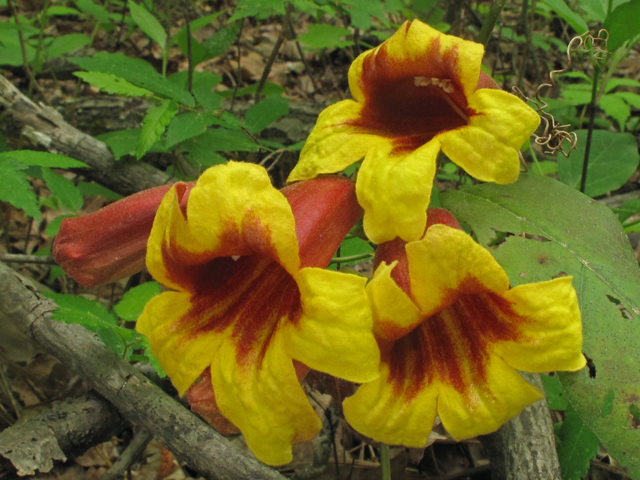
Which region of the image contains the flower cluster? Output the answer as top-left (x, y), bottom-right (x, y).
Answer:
top-left (53, 20), bottom-right (584, 466)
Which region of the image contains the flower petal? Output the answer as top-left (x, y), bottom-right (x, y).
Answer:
top-left (187, 162), bottom-right (300, 274)
top-left (137, 291), bottom-right (223, 395)
top-left (140, 254), bottom-right (303, 396)
top-left (439, 89), bottom-right (541, 184)
top-left (438, 354), bottom-right (543, 440)
top-left (146, 184), bottom-right (208, 291)
top-left (367, 261), bottom-right (423, 341)
top-left (349, 20), bottom-right (484, 105)
top-left (211, 330), bottom-right (321, 466)
top-left (343, 361), bottom-right (438, 448)
top-left (407, 224), bottom-right (509, 316)
top-left (288, 101), bottom-right (386, 182)
top-left (284, 267), bottom-right (380, 383)
top-left (495, 277), bottom-right (586, 372)
top-left (357, 141), bottom-right (439, 244)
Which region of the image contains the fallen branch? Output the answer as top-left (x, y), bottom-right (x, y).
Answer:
top-left (0, 75), bottom-right (171, 196)
top-left (0, 261), bottom-right (286, 480)
top-left (0, 392), bottom-right (127, 476)
top-left (482, 372), bottom-right (561, 480)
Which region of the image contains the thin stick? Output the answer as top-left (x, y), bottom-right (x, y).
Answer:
top-left (580, 67), bottom-right (600, 194)
top-left (7, 0), bottom-right (50, 105)
top-left (478, 0), bottom-right (507, 46)
top-left (1, 254), bottom-right (56, 265)
top-left (254, 4), bottom-right (294, 102)
top-left (184, 3), bottom-right (193, 95)
top-left (329, 252), bottom-right (373, 264)
top-left (380, 444), bottom-right (391, 480)
top-left (0, 367), bottom-right (21, 419)
top-left (100, 430), bottom-right (154, 480)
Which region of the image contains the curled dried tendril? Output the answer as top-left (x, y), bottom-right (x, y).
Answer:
top-left (513, 30), bottom-right (610, 157)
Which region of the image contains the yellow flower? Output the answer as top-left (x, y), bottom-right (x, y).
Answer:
top-left (288, 21), bottom-right (540, 244)
top-left (137, 162), bottom-right (380, 465)
top-left (343, 217), bottom-right (585, 447)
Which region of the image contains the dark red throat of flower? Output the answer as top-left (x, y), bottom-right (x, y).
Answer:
top-left (350, 38), bottom-right (474, 154)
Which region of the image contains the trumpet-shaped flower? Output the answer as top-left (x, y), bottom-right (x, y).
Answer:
top-left (343, 210), bottom-right (585, 446)
top-left (137, 162), bottom-right (380, 465)
top-left (53, 182), bottom-right (194, 286)
top-left (288, 21), bottom-right (540, 244)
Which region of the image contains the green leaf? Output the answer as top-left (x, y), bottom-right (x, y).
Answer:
top-left (557, 130), bottom-right (639, 197)
top-left (612, 199), bottom-right (640, 223)
top-left (43, 293), bottom-right (120, 329)
top-left (578, 0), bottom-right (607, 21)
top-left (614, 91), bottom-right (640, 109)
top-left (169, 71), bottom-right (223, 111)
top-left (217, 81), bottom-right (286, 98)
top-left (604, 78), bottom-right (640, 93)
top-left (557, 405), bottom-right (600, 480)
top-left (172, 11), bottom-right (223, 46)
top-left (47, 6), bottom-right (81, 15)
top-left (74, 71), bottom-right (153, 97)
top-left (229, 0), bottom-right (286, 21)
top-left (600, 94), bottom-right (631, 130)
top-left (201, 23), bottom-right (242, 64)
top-left (0, 150), bottom-right (88, 168)
top-left (114, 281), bottom-right (161, 322)
top-left (77, 181), bottom-right (123, 201)
top-left (334, 236), bottom-right (374, 266)
top-left (137, 335), bottom-right (166, 377)
top-left (530, 160), bottom-right (558, 176)
top-left (298, 24), bottom-right (355, 49)
top-left (45, 214), bottom-right (74, 237)
top-left (560, 89), bottom-right (592, 106)
top-left (97, 129), bottom-right (140, 160)
top-left (71, 53), bottom-right (194, 106)
top-left (341, 0), bottom-right (389, 30)
top-left (74, 0), bottom-right (111, 24)
top-left (165, 112), bottom-right (219, 149)
top-left (0, 159), bottom-right (40, 220)
top-left (41, 168), bottom-right (83, 212)
top-left (245, 96), bottom-right (289, 134)
top-left (540, 374), bottom-right (569, 410)
top-left (604, 0), bottom-right (640, 51)
top-left (42, 292), bottom-right (131, 355)
top-left (137, 100), bottom-right (178, 159)
top-left (45, 33), bottom-right (90, 59)
top-left (128, 0), bottom-right (166, 48)
top-left (541, 0), bottom-right (589, 33)
top-left (183, 128), bottom-right (258, 153)
top-left (440, 174), bottom-right (640, 477)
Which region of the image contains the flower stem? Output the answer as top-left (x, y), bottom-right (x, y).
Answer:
top-left (478, 0), bottom-right (507, 46)
top-left (380, 443), bottom-right (392, 480)
top-left (580, 65), bottom-right (600, 194)
top-left (329, 252), bottom-right (373, 264)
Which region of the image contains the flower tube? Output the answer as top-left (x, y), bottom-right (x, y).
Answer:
top-left (343, 209), bottom-right (585, 447)
top-left (137, 161), bottom-right (380, 465)
top-left (52, 182), bottom-right (193, 286)
top-left (288, 21), bottom-right (540, 243)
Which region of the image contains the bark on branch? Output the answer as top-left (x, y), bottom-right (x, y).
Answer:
top-left (482, 372), bottom-right (562, 480)
top-left (0, 392), bottom-right (128, 476)
top-left (0, 261), bottom-right (286, 480)
top-left (0, 75), bottom-right (171, 196)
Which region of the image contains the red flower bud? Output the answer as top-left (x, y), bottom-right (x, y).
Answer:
top-left (52, 182), bottom-right (194, 286)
